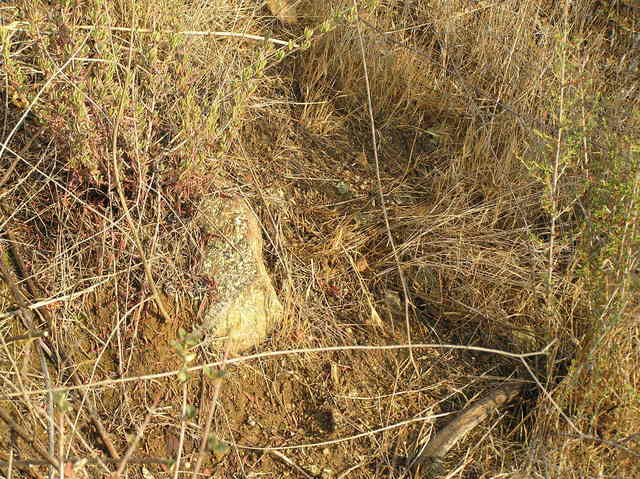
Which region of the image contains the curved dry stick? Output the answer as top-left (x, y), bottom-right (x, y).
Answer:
top-left (352, 0), bottom-right (422, 372)
top-left (4, 343), bottom-right (552, 398)
top-left (412, 383), bottom-right (522, 478)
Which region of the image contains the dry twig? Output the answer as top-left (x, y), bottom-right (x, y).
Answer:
top-left (0, 407), bottom-right (61, 470)
top-left (6, 342), bottom-right (553, 398)
top-left (352, 0), bottom-right (422, 374)
top-left (0, 450), bottom-right (48, 479)
top-left (114, 393), bottom-right (161, 477)
top-left (268, 450), bottom-right (315, 479)
top-left (0, 208), bottom-right (121, 461)
top-left (192, 347), bottom-right (230, 477)
top-left (111, 15), bottom-right (173, 327)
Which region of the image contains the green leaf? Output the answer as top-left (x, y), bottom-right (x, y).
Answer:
top-left (185, 404), bottom-right (197, 419)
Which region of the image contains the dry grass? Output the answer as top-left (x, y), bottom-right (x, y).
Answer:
top-left (1, 0), bottom-right (638, 478)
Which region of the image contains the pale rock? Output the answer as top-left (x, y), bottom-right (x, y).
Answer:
top-left (197, 196), bottom-right (283, 352)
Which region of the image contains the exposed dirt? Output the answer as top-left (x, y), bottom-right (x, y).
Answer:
top-left (50, 119), bottom-right (529, 478)
top-left (0, 109), bottom-right (533, 479)
top-left (87, 310), bottom-right (520, 479)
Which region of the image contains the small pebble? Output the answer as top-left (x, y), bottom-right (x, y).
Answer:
top-left (321, 468), bottom-right (335, 478)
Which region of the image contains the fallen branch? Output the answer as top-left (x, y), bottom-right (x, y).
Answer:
top-left (411, 383), bottom-right (523, 478)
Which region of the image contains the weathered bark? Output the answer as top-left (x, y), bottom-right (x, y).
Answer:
top-left (413, 383), bottom-right (523, 478)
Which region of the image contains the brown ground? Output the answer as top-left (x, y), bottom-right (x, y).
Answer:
top-left (1, 1), bottom-right (639, 478)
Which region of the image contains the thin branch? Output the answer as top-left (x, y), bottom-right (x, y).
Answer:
top-left (269, 450), bottom-right (315, 479)
top-left (520, 356), bottom-right (582, 435)
top-left (111, 18), bottom-right (173, 326)
top-left (352, 0), bottom-right (423, 374)
top-left (548, 0), bottom-right (571, 304)
top-left (172, 382), bottom-right (188, 479)
top-left (0, 125), bottom-right (47, 191)
top-left (559, 433), bottom-right (640, 459)
top-left (0, 408), bottom-right (61, 470)
top-left (77, 25), bottom-right (296, 47)
top-left (66, 365), bottom-right (121, 461)
top-left (3, 449), bottom-right (10, 479)
top-left (0, 243), bottom-right (56, 479)
top-left (1, 213), bottom-right (121, 461)
top-left (56, 404), bottom-right (64, 479)
top-left (114, 393), bottom-right (161, 477)
top-left (0, 250), bottom-right (36, 323)
top-left (0, 40), bottom-right (87, 166)
top-left (0, 457), bottom-right (173, 467)
top-left (3, 330), bottom-right (49, 343)
top-left (5, 341), bottom-right (555, 398)
top-left (193, 347), bottom-right (230, 477)
top-left (235, 413), bottom-right (451, 452)
top-left (337, 462), bottom-right (366, 479)
top-left (44, 345), bottom-right (55, 479)
top-left (0, 450), bottom-right (47, 479)
top-left (4, 21), bottom-right (295, 47)
top-left (0, 280), bottom-right (110, 320)
top-left (61, 411), bottom-right (111, 475)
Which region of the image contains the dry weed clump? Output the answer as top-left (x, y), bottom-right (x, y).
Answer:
top-left (1, 0), bottom-right (639, 478)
